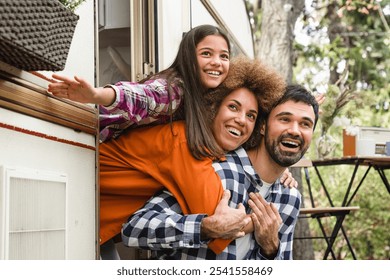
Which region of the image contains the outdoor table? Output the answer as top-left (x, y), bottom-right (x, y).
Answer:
top-left (311, 156), bottom-right (390, 207)
top-left (293, 156), bottom-right (389, 259)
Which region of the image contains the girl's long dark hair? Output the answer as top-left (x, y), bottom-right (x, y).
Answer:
top-left (156, 25), bottom-right (231, 160)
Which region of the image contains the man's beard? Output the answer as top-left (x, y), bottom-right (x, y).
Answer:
top-left (264, 131), bottom-right (308, 167)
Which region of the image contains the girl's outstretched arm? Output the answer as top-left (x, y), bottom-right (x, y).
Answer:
top-left (47, 74), bottom-right (116, 106)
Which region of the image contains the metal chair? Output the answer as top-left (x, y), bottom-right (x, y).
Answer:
top-left (293, 158), bottom-right (360, 259)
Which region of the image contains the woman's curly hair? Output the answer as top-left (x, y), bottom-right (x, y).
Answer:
top-left (205, 55), bottom-right (286, 150)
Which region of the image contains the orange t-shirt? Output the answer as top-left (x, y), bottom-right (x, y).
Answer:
top-left (99, 121), bottom-right (230, 254)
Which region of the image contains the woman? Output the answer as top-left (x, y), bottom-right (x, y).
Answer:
top-left (99, 56), bottom-right (286, 253)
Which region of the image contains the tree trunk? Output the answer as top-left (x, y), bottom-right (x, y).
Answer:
top-left (256, 0), bottom-right (304, 83)
top-left (291, 168), bottom-right (315, 260)
top-left (326, 1), bottom-right (350, 84)
top-left (255, 0), bottom-right (315, 259)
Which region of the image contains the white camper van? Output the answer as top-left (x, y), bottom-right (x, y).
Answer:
top-left (0, 0), bottom-right (254, 260)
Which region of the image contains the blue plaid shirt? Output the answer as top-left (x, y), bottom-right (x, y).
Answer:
top-left (122, 147), bottom-right (301, 260)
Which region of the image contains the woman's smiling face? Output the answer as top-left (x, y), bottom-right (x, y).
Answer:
top-left (212, 87), bottom-right (258, 152)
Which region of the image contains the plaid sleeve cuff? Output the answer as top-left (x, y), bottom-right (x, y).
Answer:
top-left (182, 214), bottom-right (208, 247)
top-left (255, 242), bottom-right (283, 260)
top-left (102, 84), bottom-right (120, 109)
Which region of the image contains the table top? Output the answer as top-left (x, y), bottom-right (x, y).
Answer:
top-left (300, 206), bottom-right (360, 215)
top-left (311, 156), bottom-right (390, 168)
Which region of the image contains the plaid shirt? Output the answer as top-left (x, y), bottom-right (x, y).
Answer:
top-left (99, 78), bottom-right (183, 142)
top-left (122, 147), bottom-right (301, 260)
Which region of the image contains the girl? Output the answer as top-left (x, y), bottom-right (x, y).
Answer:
top-left (48, 24), bottom-right (230, 160)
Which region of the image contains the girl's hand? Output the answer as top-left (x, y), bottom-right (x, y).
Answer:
top-left (47, 74), bottom-right (115, 106)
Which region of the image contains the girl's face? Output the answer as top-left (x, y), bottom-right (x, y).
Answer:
top-left (213, 87), bottom-right (258, 152)
top-left (196, 35), bottom-right (230, 89)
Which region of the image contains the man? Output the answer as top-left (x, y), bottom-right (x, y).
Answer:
top-left (121, 84), bottom-right (319, 259)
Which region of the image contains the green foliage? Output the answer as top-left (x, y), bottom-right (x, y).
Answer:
top-left (58, 0), bottom-right (86, 12)
top-left (295, 0), bottom-right (389, 128)
top-left (250, 0), bottom-right (389, 259)
top-left (303, 166), bottom-right (390, 259)
top-left (294, 0), bottom-right (390, 259)
top-left (320, 85), bottom-right (341, 132)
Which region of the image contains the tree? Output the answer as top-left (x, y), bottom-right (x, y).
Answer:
top-left (253, 0), bottom-right (304, 81)
top-left (247, 0), bottom-right (314, 259)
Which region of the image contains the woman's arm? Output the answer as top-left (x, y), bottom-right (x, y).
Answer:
top-left (122, 190), bottom-right (207, 250)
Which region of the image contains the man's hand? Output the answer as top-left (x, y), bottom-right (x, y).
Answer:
top-left (201, 190), bottom-right (251, 240)
top-left (248, 192), bottom-right (281, 258)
